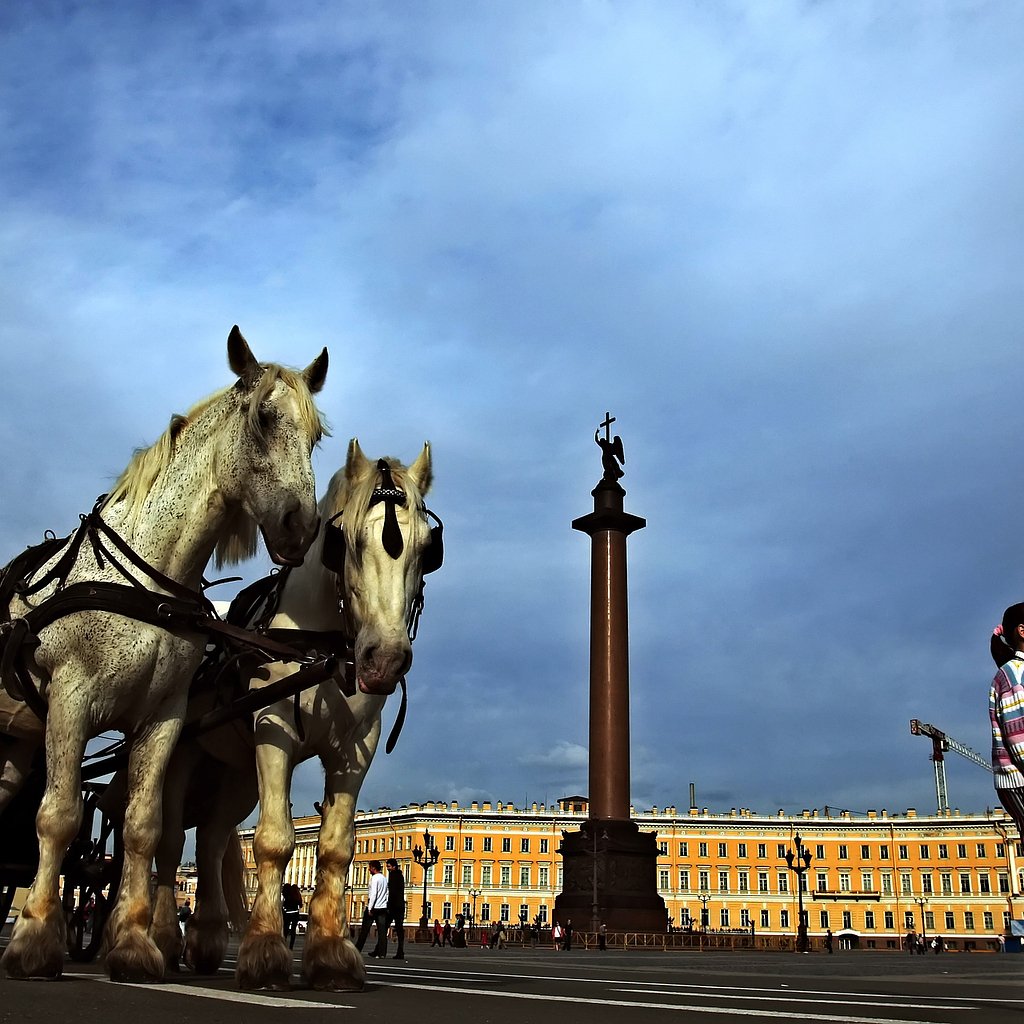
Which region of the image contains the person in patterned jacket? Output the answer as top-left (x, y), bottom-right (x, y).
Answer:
top-left (989, 604), bottom-right (1024, 828)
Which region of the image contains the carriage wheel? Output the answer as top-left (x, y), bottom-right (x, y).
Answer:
top-left (63, 784), bottom-right (123, 963)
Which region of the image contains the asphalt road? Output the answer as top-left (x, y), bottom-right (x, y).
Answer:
top-left (1, 935), bottom-right (1023, 1024)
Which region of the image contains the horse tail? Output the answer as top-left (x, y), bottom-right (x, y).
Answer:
top-left (222, 829), bottom-right (249, 934)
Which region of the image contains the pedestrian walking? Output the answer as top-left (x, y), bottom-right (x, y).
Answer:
top-left (431, 919), bottom-right (443, 947)
top-left (384, 858), bottom-right (406, 960)
top-left (598, 922), bottom-right (607, 951)
top-left (354, 860), bottom-right (389, 959)
top-left (282, 884), bottom-right (302, 949)
top-left (552, 921), bottom-right (563, 950)
top-left (824, 929), bottom-right (833, 954)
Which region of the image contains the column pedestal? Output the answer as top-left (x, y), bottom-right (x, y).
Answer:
top-left (555, 818), bottom-right (666, 932)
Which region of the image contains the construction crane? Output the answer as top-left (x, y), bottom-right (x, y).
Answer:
top-left (910, 719), bottom-right (991, 814)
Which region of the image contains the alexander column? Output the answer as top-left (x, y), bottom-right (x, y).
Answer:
top-left (554, 414), bottom-right (667, 933)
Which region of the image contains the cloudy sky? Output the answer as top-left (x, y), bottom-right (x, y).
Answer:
top-left (3, 1), bottom-right (1023, 826)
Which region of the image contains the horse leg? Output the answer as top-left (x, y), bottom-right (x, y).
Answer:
top-left (236, 739), bottom-right (296, 990)
top-left (151, 745), bottom-right (199, 971)
top-left (104, 713), bottom-right (183, 983)
top-left (1, 700), bottom-right (88, 979)
top-left (301, 767), bottom-right (367, 992)
top-left (186, 764), bottom-right (256, 974)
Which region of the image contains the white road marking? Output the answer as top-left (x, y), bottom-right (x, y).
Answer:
top-left (65, 974), bottom-right (353, 1009)
top-left (371, 979), bottom-right (953, 1023)
top-left (614, 987), bottom-right (970, 1011)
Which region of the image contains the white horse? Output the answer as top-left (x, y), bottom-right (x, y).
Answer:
top-left (149, 439), bottom-right (438, 991)
top-left (0, 327), bottom-right (328, 983)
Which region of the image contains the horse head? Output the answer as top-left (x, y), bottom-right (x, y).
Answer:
top-left (323, 438), bottom-right (439, 696)
top-left (217, 326), bottom-right (328, 568)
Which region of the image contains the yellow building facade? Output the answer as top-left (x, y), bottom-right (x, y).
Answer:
top-left (239, 797), bottom-right (1023, 951)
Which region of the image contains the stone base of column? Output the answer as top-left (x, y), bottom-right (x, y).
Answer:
top-left (555, 818), bottom-right (667, 933)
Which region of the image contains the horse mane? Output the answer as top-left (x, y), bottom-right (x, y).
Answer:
top-left (104, 365), bottom-right (327, 567)
top-left (322, 454), bottom-right (428, 563)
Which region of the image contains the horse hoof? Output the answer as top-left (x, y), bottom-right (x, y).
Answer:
top-left (236, 932), bottom-right (292, 991)
top-left (302, 934), bottom-right (366, 992)
top-left (2, 919), bottom-right (66, 980)
top-left (106, 933), bottom-right (166, 984)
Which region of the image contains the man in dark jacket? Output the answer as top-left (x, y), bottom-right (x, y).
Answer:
top-left (385, 858), bottom-right (406, 961)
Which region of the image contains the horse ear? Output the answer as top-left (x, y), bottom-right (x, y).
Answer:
top-left (408, 442), bottom-right (433, 496)
top-left (346, 437), bottom-right (370, 482)
top-left (227, 326), bottom-right (261, 387)
top-left (302, 347), bottom-right (329, 394)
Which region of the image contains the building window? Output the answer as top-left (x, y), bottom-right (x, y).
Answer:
top-left (500, 904), bottom-right (510, 922)
top-left (964, 912), bottom-right (975, 930)
top-left (718, 871), bottom-right (729, 893)
top-left (884, 911), bottom-right (894, 929)
top-left (462, 902), bottom-right (471, 918)
top-left (861, 845), bottom-right (870, 860)
top-left (777, 844), bottom-right (787, 859)
top-left (861, 872), bottom-right (873, 892)
top-left (819, 910), bottom-right (829, 928)
top-left (984, 912), bottom-right (994, 930)
top-left (944, 911), bottom-right (955, 930)
top-left (780, 910), bottom-right (790, 928)
top-left (997, 843), bottom-right (1005, 858)
top-left (1001, 873), bottom-right (1011, 893)
top-left (464, 837), bottom-right (474, 852)
top-left (838, 845), bottom-right (848, 860)
top-left (940, 873), bottom-right (952, 895)
top-left (758, 871), bottom-right (769, 892)
top-left (443, 865), bottom-right (454, 885)
top-left (539, 866), bottom-right (549, 888)
top-left (520, 866), bottom-right (530, 887)
top-left (540, 839), bottom-right (548, 854)
top-left (938, 844), bottom-right (949, 859)
top-left (483, 837), bottom-right (492, 853)
top-left (959, 873), bottom-right (971, 894)
top-left (679, 841), bottom-right (689, 857)
top-left (900, 873), bottom-right (912, 895)
top-left (899, 845), bottom-right (909, 859)
top-left (501, 837), bottom-right (511, 853)
top-left (499, 865), bottom-right (510, 886)
top-left (659, 841), bottom-right (669, 856)
top-left (738, 871), bottom-right (749, 893)
top-left (717, 908), bottom-right (728, 928)
top-left (443, 901), bottom-right (452, 920)
top-left (817, 872), bottom-right (828, 892)
top-left (778, 873), bottom-right (789, 893)
top-left (679, 870), bottom-right (690, 891)
top-left (481, 865), bottom-right (492, 886)
top-left (481, 903), bottom-right (491, 922)
top-left (920, 845), bottom-right (930, 860)
top-left (977, 843), bottom-right (986, 858)
top-left (718, 842), bottom-right (728, 858)
top-left (921, 873), bottom-right (933, 894)
top-left (424, 901), bottom-right (432, 919)
top-left (659, 869), bottom-right (670, 890)
top-left (521, 838), bottom-right (530, 853)
top-left (760, 910), bottom-right (770, 928)
top-left (539, 904), bottom-right (548, 923)
top-left (740, 909), bottom-right (751, 928)
top-left (865, 911), bottom-right (875, 929)
top-left (839, 873), bottom-right (851, 892)
top-left (520, 903), bottom-right (529, 922)
top-left (462, 864), bottom-right (472, 886)
top-left (980, 874), bottom-right (991, 894)
top-left (904, 911), bottom-right (915, 928)
top-left (699, 870), bottom-right (710, 891)
top-left (758, 843), bottom-right (767, 858)
top-left (445, 835), bottom-right (455, 851)
top-left (842, 911), bottom-right (852, 929)
top-left (699, 842), bottom-right (708, 857)
top-left (737, 843), bottom-right (747, 858)
top-left (957, 844), bottom-right (967, 859)
top-left (925, 912), bottom-right (934, 931)
top-left (881, 873), bottom-right (893, 895)
top-left (880, 845), bottom-right (890, 860)
top-left (815, 845), bottom-right (825, 860)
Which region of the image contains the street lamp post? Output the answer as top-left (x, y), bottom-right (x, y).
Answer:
top-left (914, 896), bottom-right (929, 950)
top-left (468, 887), bottom-right (482, 937)
top-left (413, 828), bottom-right (440, 930)
top-left (784, 833), bottom-right (813, 953)
top-left (698, 893), bottom-right (711, 933)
